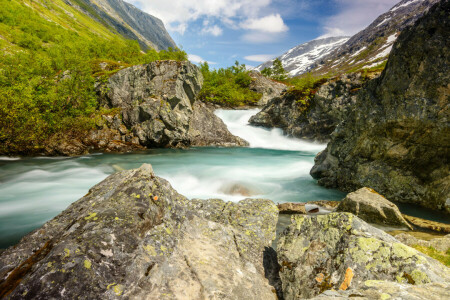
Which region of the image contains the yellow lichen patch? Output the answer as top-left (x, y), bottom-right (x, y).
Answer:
top-left (135, 194), bottom-right (141, 199)
top-left (357, 237), bottom-right (382, 252)
top-left (392, 243), bottom-right (417, 259)
top-left (143, 245), bottom-right (157, 256)
top-left (364, 280), bottom-right (385, 287)
top-left (339, 267), bottom-right (354, 290)
top-left (410, 269), bottom-right (430, 284)
top-left (85, 212), bottom-right (97, 221)
top-left (47, 262), bottom-right (53, 268)
top-left (64, 248), bottom-right (70, 258)
top-left (380, 293), bottom-right (391, 300)
top-left (115, 217), bottom-right (119, 220)
top-left (84, 259), bottom-right (92, 269)
top-left (107, 283), bottom-right (116, 290)
top-left (113, 284), bottom-right (124, 296)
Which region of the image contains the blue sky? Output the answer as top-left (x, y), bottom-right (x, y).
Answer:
top-left (127, 0), bottom-right (399, 69)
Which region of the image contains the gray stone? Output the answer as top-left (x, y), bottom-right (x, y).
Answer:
top-left (248, 71), bottom-right (287, 106)
top-left (395, 233), bottom-right (450, 253)
top-left (0, 164), bottom-right (278, 299)
top-left (277, 213), bottom-right (450, 299)
top-left (311, 1), bottom-right (450, 213)
top-left (336, 187), bottom-right (412, 229)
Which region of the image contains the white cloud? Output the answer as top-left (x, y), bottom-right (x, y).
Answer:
top-left (241, 31), bottom-right (287, 44)
top-left (244, 54), bottom-right (275, 62)
top-left (201, 25), bottom-right (223, 36)
top-left (188, 54), bottom-right (216, 65)
top-left (241, 14), bottom-right (288, 33)
top-left (126, 0), bottom-right (288, 38)
top-left (320, 0), bottom-right (399, 37)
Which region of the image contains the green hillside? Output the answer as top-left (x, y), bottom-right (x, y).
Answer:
top-left (0, 0), bottom-right (186, 155)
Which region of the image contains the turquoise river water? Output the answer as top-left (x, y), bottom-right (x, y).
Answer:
top-left (1, 109), bottom-right (446, 249)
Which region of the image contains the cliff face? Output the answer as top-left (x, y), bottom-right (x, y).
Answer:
top-left (67, 0), bottom-right (176, 50)
top-left (311, 0), bottom-right (450, 213)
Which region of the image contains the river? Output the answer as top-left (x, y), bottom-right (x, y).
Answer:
top-left (0, 109), bottom-right (348, 248)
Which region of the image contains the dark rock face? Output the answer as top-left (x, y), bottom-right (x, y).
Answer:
top-left (277, 213), bottom-right (450, 299)
top-left (248, 71), bottom-right (287, 106)
top-left (311, 1), bottom-right (450, 213)
top-left (0, 164), bottom-right (278, 299)
top-left (249, 73), bottom-right (368, 142)
top-left (68, 0), bottom-right (176, 50)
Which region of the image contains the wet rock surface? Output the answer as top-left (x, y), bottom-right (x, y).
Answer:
top-left (311, 1), bottom-right (450, 213)
top-left (0, 164), bottom-right (278, 299)
top-left (277, 213), bottom-right (450, 299)
top-left (249, 73), bottom-right (371, 142)
top-left (336, 187), bottom-right (412, 229)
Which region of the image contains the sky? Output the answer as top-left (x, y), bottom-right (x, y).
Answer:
top-left (127, 0), bottom-right (400, 69)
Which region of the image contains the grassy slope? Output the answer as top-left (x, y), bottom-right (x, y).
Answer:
top-left (0, 0), bottom-right (186, 155)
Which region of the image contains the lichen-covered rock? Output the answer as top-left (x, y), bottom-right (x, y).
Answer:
top-left (311, 1), bottom-right (450, 213)
top-left (0, 164), bottom-right (278, 299)
top-left (336, 187), bottom-right (412, 229)
top-left (311, 280), bottom-right (450, 300)
top-left (249, 73), bottom-right (372, 142)
top-left (277, 213), bottom-right (450, 299)
top-left (248, 71), bottom-right (287, 106)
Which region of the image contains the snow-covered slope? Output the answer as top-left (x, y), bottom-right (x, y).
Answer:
top-left (255, 37), bottom-right (349, 77)
top-left (311, 0), bottom-right (439, 75)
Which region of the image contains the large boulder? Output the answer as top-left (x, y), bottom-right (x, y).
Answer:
top-left (249, 73), bottom-right (372, 142)
top-left (277, 213), bottom-right (450, 299)
top-left (0, 164), bottom-right (278, 299)
top-left (248, 71), bottom-right (287, 106)
top-left (311, 1), bottom-right (450, 213)
top-left (336, 187), bottom-right (412, 229)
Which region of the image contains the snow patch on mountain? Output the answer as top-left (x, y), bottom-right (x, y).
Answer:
top-left (255, 36), bottom-right (349, 77)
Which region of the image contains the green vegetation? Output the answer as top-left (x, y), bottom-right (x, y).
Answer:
top-left (284, 73), bottom-right (329, 112)
top-left (198, 61), bottom-right (261, 107)
top-left (261, 58), bottom-right (288, 81)
top-left (412, 245), bottom-right (450, 267)
top-left (0, 0), bottom-right (187, 154)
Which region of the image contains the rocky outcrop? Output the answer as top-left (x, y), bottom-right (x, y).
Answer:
top-left (249, 73), bottom-right (372, 142)
top-left (46, 61), bottom-right (247, 155)
top-left (248, 71), bottom-right (287, 106)
top-left (0, 164), bottom-right (278, 299)
top-left (336, 187), bottom-right (412, 229)
top-left (277, 213), bottom-right (450, 299)
top-left (311, 1), bottom-right (450, 213)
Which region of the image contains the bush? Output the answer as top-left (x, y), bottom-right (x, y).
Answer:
top-left (198, 61), bottom-right (261, 107)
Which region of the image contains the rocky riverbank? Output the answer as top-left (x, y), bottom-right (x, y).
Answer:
top-left (1, 164), bottom-right (449, 299)
top-left (44, 60), bottom-right (247, 156)
top-left (249, 72), bottom-right (379, 142)
top-left (311, 0), bottom-right (450, 213)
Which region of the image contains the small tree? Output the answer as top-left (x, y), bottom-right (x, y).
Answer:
top-left (271, 58), bottom-right (288, 81)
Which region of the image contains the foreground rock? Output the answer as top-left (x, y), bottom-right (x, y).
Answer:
top-left (312, 281), bottom-right (450, 300)
top-left (46, 61), bottom-right (247, 155)
top-left (336, 187), bottom-right (412, 229)
top-left (0, 164), bottom-right (278, 299)
top-left (248, 71), bottom-right (287, 106)
top-left (311, 1), bottom-right (450, 213)
top-left (249, 73), bottom-right (376, 142)
top-left (277, 213), bottom-right (450, 299)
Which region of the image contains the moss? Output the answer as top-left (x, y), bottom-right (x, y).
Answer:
top-left (411, 245), bottom-right (450, 266)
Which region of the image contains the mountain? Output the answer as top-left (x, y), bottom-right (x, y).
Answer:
top-left (67, 0), bottom-right (176, 50)
top-left (255, 36), bottom-right (349, 77)
top-left (311, 0), bottom-right (440, 75)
